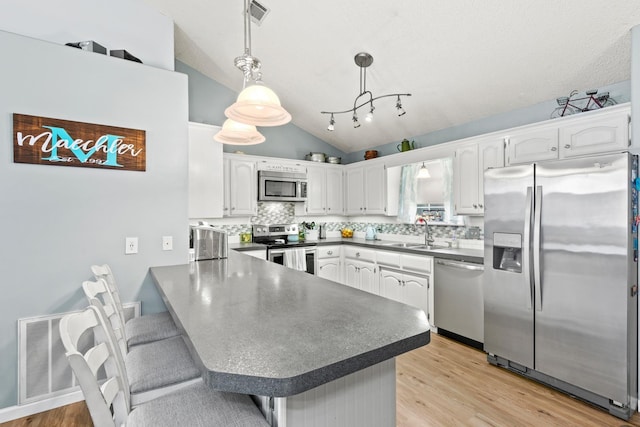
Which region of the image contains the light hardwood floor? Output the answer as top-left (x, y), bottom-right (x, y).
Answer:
top-left (397, 333), bottom-right (640, 427)
top-left (3, 333), bottom-right (640, 426)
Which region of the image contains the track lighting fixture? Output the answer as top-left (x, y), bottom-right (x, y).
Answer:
top-left (396, 96), bottom-right (406, 117)
top-left (321, 52), bottom-right (411, 131)
top-left (352, 113), bottom-right (361, 128)
top-left (327, 114), bottom-right (335, 131)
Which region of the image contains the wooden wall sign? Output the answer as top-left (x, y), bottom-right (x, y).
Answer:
top-left (13, 113), bottom-right (146, 171)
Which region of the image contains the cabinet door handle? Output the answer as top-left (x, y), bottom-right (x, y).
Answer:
top-left (327, 251), bottom-right (333, 255)
top-left (564, 144), bottom-right (571, 149)
top-left (551, 146), bottom-right (557, 151)
top-left (473, 204), bottom-right (478, 208)
top-left (327, 207), bottom-right (331, 211)
top-left (231, 207), bottom-right (236, 211)
top-left (356, 252), bottom-right (360, 257)
top-left (479, 203), bottom-right (483, 208)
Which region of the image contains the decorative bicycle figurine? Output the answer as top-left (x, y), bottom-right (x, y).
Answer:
top-left (550, 89), bottom-right (616, 118)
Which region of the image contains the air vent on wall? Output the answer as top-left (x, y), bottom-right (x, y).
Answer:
top-left (249, 0), bottom-right (270, 25)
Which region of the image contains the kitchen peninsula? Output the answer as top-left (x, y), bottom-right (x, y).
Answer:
top-left (150, 251), bottom-right (430, 426)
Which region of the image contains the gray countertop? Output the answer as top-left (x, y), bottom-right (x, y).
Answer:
top-left (231, 237), bottom-right (484, 264)
top-left (150, 252), bottom-right (430, 397)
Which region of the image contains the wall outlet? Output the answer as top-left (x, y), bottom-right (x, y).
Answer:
top-left (162, 236), bottom-right (173, 251)
top-left (125, 237), bottom-right (138, 254)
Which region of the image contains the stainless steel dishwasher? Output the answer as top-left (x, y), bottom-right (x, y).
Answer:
top-left (434, 258), bottom-right (484, 348)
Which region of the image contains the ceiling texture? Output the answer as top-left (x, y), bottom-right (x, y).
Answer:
top-left (143, 0), bottom-right (640, 153)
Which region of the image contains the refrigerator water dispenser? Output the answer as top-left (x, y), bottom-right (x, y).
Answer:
top-left (493, 232), bottom-right (522, 273)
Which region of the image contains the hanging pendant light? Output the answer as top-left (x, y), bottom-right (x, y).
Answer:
top-left (417, 162), bottom-right (431, 179)
top-left (214, 119), bottom-right (265, 145)
top-left (225, 0), bottom-right (291, 127)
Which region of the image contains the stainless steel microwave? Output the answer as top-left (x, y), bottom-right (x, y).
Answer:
top-left (258, 170), bottom-right (307, 202)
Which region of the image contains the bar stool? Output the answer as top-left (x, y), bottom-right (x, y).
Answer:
top-left (59, 306), bottom-right (269, 427)
top-left (91, 264), bottom-right (179, 347)
top-left (82, 278), bottom-right (201, 405)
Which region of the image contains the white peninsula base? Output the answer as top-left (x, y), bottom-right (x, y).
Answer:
top-left (255, 358), bottom-right (396, 427)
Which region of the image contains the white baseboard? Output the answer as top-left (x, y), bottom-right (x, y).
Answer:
top-left (0, 391), bottom-right (84, 423)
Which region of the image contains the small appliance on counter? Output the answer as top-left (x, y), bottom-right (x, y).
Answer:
top-left (190, 223), bottom-right (228, 261)
top-left (365, 226), bottom-right (377, 240)
top-left (319, 224), bottom-right (327, 239)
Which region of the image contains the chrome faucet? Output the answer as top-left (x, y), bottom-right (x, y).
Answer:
top-left (415, 217), bottom-right (434, 246)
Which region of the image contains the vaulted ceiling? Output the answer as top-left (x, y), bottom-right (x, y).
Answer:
top-left (143, 0), bottom-right (640, 153)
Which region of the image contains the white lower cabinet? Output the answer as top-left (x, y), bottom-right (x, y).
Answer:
top-left (317, 245), bottom-right (341, 283)
top-left (379, 268), bottom-right (429, 316)
top-left (344, 259), bottom-right (378, 294)
top-left (343, 247), bottom-right (378, 294)
top-left (378, 252), bottom-right (433, 326)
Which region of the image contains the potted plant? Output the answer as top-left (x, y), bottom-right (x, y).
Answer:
top-left (302, 221), bottom-right (318, 241)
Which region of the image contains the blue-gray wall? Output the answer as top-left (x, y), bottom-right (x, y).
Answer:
top-left (176, 61), bottom-right (346, 160)
top-left (180, 59), bottom-right (632, 164)
top-left (0, 31), bottom-right (189, 409)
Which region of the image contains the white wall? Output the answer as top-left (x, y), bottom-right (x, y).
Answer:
top-left (0, 0), bottom-right (174, 70)
top-left (0, 30), bottom-right (188, 409)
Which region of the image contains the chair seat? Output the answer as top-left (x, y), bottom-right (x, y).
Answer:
top-left (126, 335), bottom-right (201, 395)
top-left (126, 311), bottom-right (179, 347)
top-left (127, 382), bottom-right (268, 427)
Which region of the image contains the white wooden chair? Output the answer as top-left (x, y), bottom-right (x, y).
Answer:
top-left (91, 264), bottom-right (179, 347)
top-left (82, 278), bottom-right (201, 406)
top-left (59, 306), bottom-right (269, 427)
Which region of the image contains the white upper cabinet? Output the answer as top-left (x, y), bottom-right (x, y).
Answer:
top-left (304, 165), bottom-right (343, 215)
top-left (454, 138), bottom-right (504, 215)
top-left (345, 167), bottom-right (365, 215)
top-left (325, 167), bottom-right (344, 215)
top-left (506, 104), bottom-right (630, 166)
top-left (505, 126), bottom-right (558, 165)
top-left (345, 163), bottom-right (389, 215)
top-left (559, 108), bottom-right (630, 158)
top-left (305, 166), bottom-right (326, 215)
top-left (225, 157), bottom-right (257, 216)
top-left (453, 143), bottom-right (480, 215)
top-left (188, 122), bottom-right (223, 218)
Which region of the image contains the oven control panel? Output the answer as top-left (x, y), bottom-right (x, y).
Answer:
top-left (253, 223), bottom-right (298, 237)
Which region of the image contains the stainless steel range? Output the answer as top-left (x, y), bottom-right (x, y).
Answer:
top-left (253, 224), bottom-right (317, 275)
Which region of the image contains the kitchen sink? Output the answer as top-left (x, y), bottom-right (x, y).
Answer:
top-left (380, 242), bottom-right (450, 250)
top-left (380, 242), bottom-right (446, 249)
top-left (381, 242), bottom-right (416, 248)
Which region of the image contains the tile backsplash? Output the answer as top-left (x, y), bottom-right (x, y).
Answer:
top-left (203, 202), bottom-right (483, 241)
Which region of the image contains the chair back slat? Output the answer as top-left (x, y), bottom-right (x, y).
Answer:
top-left (60, 307), bottom-right (130, 427)
top-left (82, 279), bottom-right (128, 356)
top-left (84, 342), bottom-right (111, 377)
top-left (82, 280), bottom-right (131, 406)
top-left (91, 264), bottom-right (127, 329)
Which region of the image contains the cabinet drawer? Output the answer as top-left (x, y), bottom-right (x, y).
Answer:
top-left (376, 250), bottom-right (401, 268)
top-left (343, 246), bottom-right (376, 262)
top-left (401, 254), bottom-right (433, 274)
top-left (317, 245), bottom-right (341, 259)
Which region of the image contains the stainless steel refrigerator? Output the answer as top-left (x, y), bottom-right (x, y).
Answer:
top-left (483, 152), bottom-right (638, 420)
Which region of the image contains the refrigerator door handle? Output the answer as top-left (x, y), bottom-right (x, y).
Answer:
top-left (533, 185), bottom-right (543, 311)
top-left (524, 186), bottom-right (533, 310)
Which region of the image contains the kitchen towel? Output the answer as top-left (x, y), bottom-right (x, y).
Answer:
top-left (283, 249), bottom-right (307, 272)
